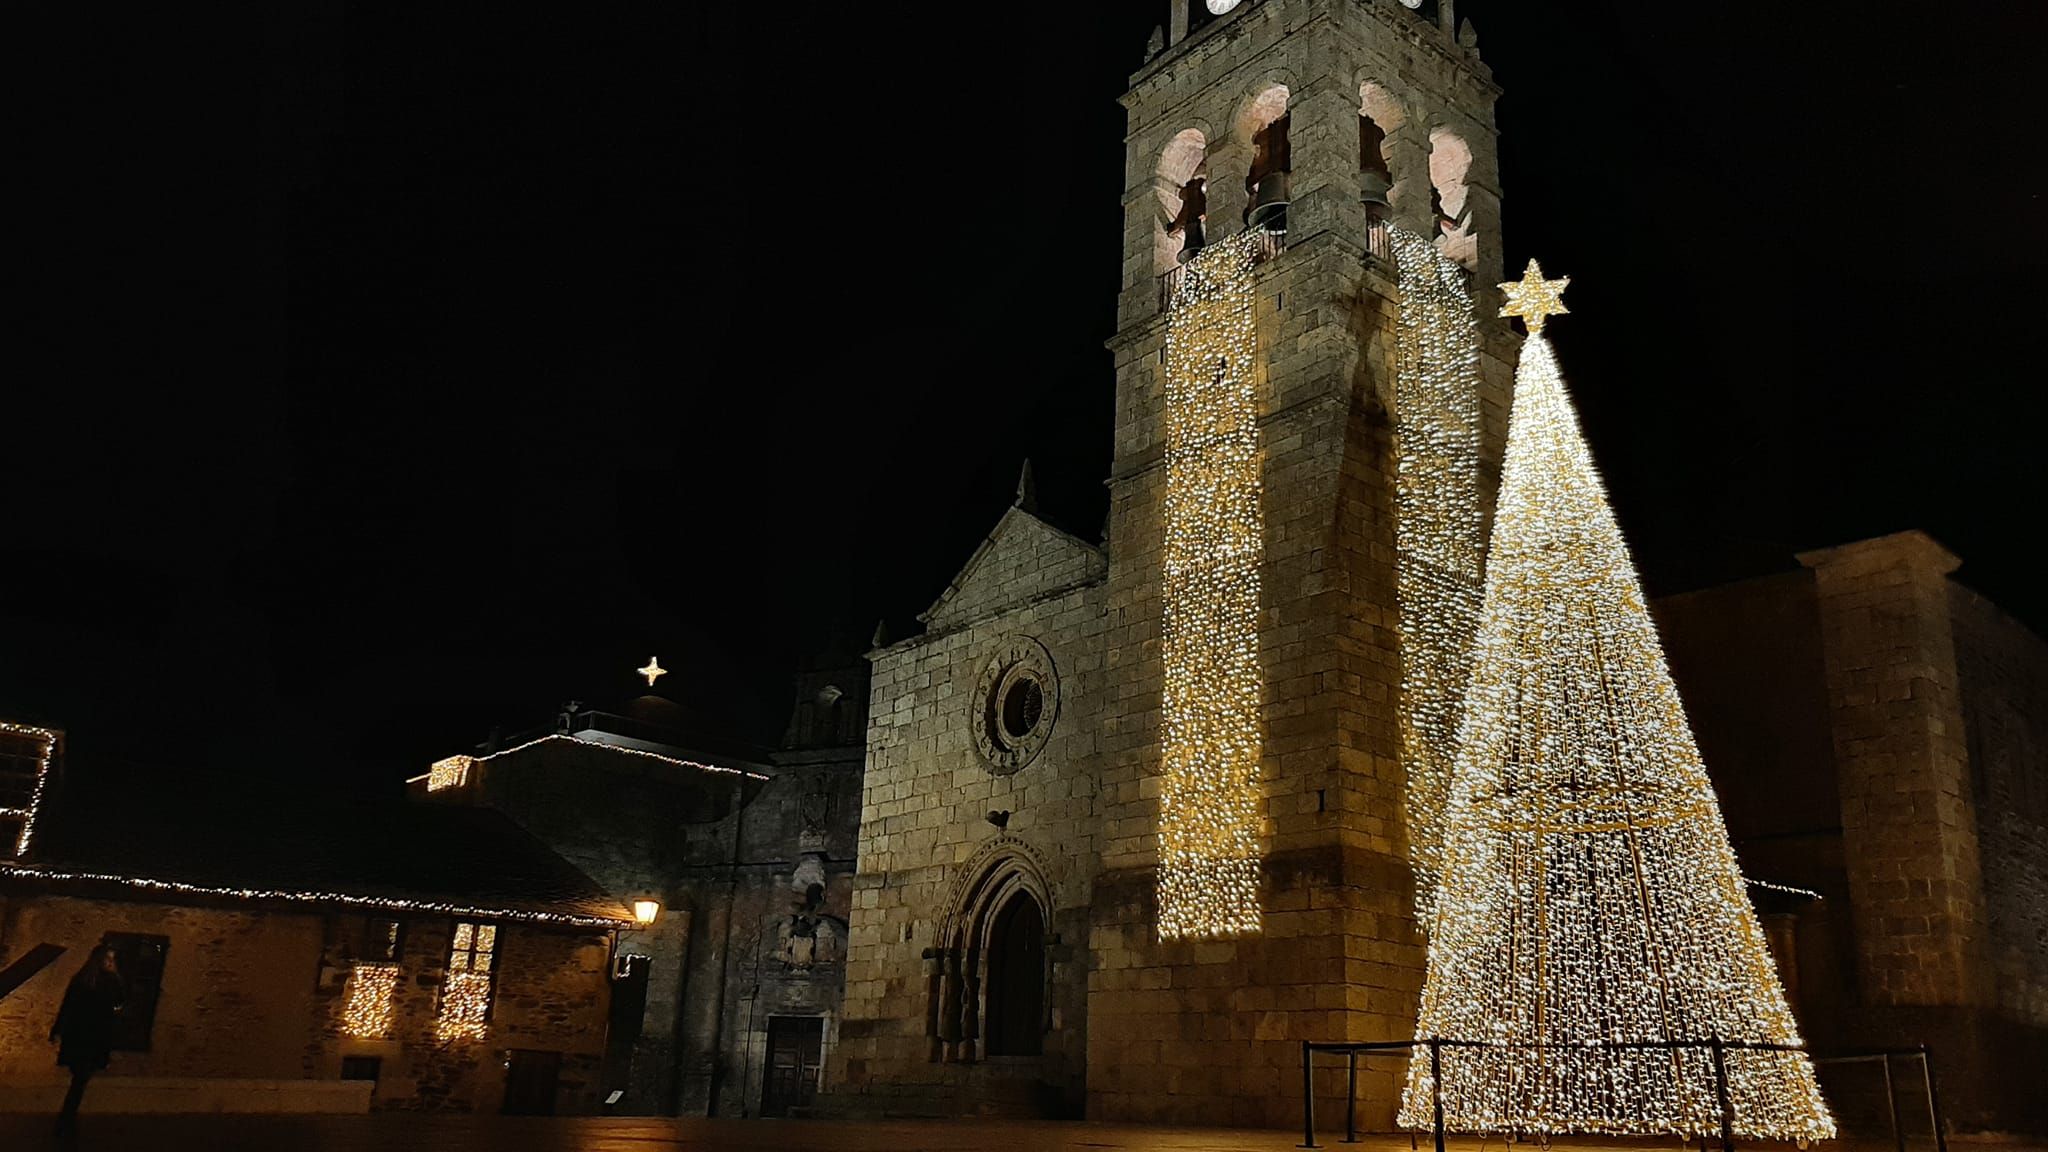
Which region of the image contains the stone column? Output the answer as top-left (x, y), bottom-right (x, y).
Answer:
top-left (1204, 138), bottom-right (1251, 244)
top-left (1797, 532), bottom-right (1988, 1010)
top-left (1285, 78), bottom-right (1367, 251)
top-left (1383, 123), bottom-right (1433, 237)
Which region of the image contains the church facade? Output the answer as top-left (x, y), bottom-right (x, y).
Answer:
top-left (821, 0), bottom-right (2046, 1135)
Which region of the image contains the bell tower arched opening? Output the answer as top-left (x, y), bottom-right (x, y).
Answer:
top-left (1157, 128), bottom-right (1210, 271)
top-left (1240, 85), bottom-right (1291, 233)
top-left (1428, 127), bottom-right (1478, 270)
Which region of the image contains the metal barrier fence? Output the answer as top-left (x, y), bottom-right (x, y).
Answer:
top-left (1299, 1038), bottom-right (1945, 1152)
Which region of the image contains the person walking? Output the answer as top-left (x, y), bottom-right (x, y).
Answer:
top-left (48, 944), bottom-right (124, 1137)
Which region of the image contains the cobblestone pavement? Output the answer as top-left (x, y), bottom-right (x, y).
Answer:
top-left (0, 1115), bottom-right (2034, 1152)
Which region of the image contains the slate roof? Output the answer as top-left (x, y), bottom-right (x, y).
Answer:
top-left (6, 774), bottom-right (632, 926)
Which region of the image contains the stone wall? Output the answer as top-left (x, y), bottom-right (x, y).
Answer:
top-left (0, 895), bottom-right (323, 1084)
top-left (1653, 572), bottom-right (1858, 1046)
top-left (307, 915), bottom-right (611, 1113)
top-left (1797, 533), bottom-right (2047, 1132)
top-left (699, 744), bottom-right (863, 1117)
top-left (1948, 583), bottom-right (2048, 1133)
top-left (829, 510), bottom-right (1107, 1119)
top-left (0, 893), bottom-right (611, 1114)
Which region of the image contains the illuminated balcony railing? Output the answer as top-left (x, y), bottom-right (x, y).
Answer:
top-left (1159, 227), bottom-right (1287, 310)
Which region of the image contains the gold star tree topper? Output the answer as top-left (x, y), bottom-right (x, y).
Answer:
top-left (1499, 259), bottom-right (1570, 334)
top-left (638, 657), bottom-right (667, 687)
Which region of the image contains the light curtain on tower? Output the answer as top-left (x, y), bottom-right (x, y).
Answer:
top-left (1156, 229), bottom-right (1266, 941)
top-left (1399, 323), bottom-right (1833, 1140)
top-left (1389, 227), bottom-right (1484, 924)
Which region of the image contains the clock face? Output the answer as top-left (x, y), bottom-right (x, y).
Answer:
top-left (1206, 0), bottom-right (1243, 13)
top-left (1400, 0), bottom-right (1423, 7)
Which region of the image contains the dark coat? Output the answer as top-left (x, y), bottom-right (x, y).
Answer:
top-left (51, 974), bottom-right (123, 1073)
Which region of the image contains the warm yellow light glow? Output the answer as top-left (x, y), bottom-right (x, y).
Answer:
top-left (1156, 228), bottom-right (1267, 941)
top-left (638, 657), bottom-right (667, 687)
top-left (341, 962), bottom-right (401, 1039)
top-left (437, 921), bottom-right (497, 1042)
top-left (1498, 259), bottom-right (1570, 334)
top-left (0, 862), bottom-right (633, 928)
top-left (1399, 307), bottom-right (1833, 1140)
top-left (1388, 228), bottom-right (1484, 924)
top-left (632, 899), bottom-right (660, 926)
top-left (426, 755), bottom-right (472, 792)
top-left (436, 970), bottom-right (492, 1042)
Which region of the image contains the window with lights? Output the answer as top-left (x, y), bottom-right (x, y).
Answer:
top-left (435, 921), bottom-right (497, 1042)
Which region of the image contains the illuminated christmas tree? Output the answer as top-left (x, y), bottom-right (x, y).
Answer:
top-left (1399, 264), bottom-right (1834, 1141)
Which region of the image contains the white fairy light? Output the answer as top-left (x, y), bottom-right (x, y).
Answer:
top-left (1388, 228), bottom-right (1484, 925)
top-left (1156, 228), bottom-right (1268, 941)
top-left (341, 963), bottom-right (401, 1038)
top-left (426, 756), bottom-right (473, 792)
top-left (1398, 281), bottom-right (1833, 1141)
top-left (436, 922), bottom-right (497, 1042)
top-left (1, 722), bottom-right (60, 859)
top-left (407, 733), bottom-right (768, 787)
top-left (436, 970), bottom-right (493, 1042)
top-left (0, 863), bottom-right (635, 929)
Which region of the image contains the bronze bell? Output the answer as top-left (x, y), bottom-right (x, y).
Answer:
top-left (1360, 169), bottom-right (1392, 210)
top-left (1247, 169), bottom-right (1290, 231)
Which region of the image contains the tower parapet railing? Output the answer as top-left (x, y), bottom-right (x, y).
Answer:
top-left (1158, 227), bottom-right (1290, 311)
top-left (1157, 222), bottom-right (1395, 312)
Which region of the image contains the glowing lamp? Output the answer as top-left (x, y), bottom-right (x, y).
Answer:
top-left (632, 899), bottom-right (661, 926)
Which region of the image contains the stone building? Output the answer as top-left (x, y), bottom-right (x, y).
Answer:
top-left (0, 728), bottom-right (630, 1115)
top-left (821, 0), bottom-right (2044, 1136)
top-left (1657, 532), bottom-right (2048, 1134)
top-left (413, 656), bottom-right (867, 1118)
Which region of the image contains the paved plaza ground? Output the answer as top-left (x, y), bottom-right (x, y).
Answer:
top-left (0, 1115), bottom-right (2020, 1152)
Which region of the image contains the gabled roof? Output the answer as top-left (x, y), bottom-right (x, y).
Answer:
top-left (5, 773), bottom-right (632, 927)
top-left (919, 503), bottom-right (1107, 632)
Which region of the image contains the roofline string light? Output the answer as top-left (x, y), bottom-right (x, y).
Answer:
top-left (0, 862), bottom-right (637, 929)
top-left (407, 733), bottom-right (769, 788)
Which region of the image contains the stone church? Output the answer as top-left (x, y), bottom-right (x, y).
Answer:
top-left (829, 0), bottom-right (1517, 1127)
top-left (818, 0), bottom-right (2047, 1135)
top-left (3, 0), bottom-right (2037, 1133)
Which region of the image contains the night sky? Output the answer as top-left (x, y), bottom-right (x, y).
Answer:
top-left (9, 3), bottom-right (2044, 798)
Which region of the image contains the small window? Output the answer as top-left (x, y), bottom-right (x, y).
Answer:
top-left (341, 1055), bottom-right (382, 1082)
top-left (437, 921), bottom-right (498, 1042)
top-left (367, 918), bottom-right (404, 962)
top-left (100, 933), bottom-right (170, 1052)
top-left (450, 921), bottom-right (497, 974)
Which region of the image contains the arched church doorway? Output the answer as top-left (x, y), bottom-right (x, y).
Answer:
top-left (983, 891), bottom-right (1045, 1057)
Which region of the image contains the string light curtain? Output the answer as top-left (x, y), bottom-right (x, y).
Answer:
top-left (1388, 228), bottom-right (1484, 924)
top-left (435, 922), bottom-right (497, 1042)
top-left (341, 963), bottom-right (401, 1039)
top-left (1399, 298), bottom-right (1833, 1140)
top-left (1157, 229), bottom-right (1267, 940)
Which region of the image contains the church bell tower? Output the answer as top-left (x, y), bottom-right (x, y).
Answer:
top-left (1091, 0), bottom-right (1515, 1126)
